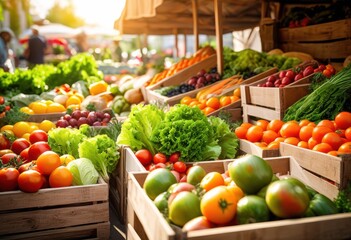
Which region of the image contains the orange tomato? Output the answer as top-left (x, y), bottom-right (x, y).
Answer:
top-left (297, 141), bottom-right (309, 149)
top-left (233, 88), bottom-right (241, 98)
top-left (284, 137), bottom-right (300, 146)
top-left (219, 96), bottom-right (232, 107)
top-left (338, 142), bottom-right (351, 154)
top-left (312, 126), bottom-right (333, 143)
top-left (256, 119), bottom-right (269, 131)
top-left (267, 119), bottom-right (284, 133)
top-left (327, 150), bottom-right (339, 156)
top-left (36, 151), bottom-right (61, 175)
top-left (299, 119), bottom-right (311, 127)
top-left (308, 137), bottom-right (318, 150)
top-left (200, 185), bottom-right (237, 225)
top-left (241, 122), bottom-right (253, 129)
top-left (206, 97), bottom-right (220, 110)
top-left (274, 137), bottom-right (286, 143)
top-left (280, 122), bottom-right (300, 138)
top-left (49, 166), bottom-right (73, 188)
top-left (235, 126), bottom-right (248, 140)
top-left (202, 106), bottom-right (215, 115)
top-left (345, 127), bottom-right (351, 141)
top-left (200, 172), bottom-right (225, 192)
top-left (254, 142), bottom-right (267, 149)
top-left (313, 143), bottom-right (333, 153)
top-left (316, 120), bottom-right (335, 131)
top-left (180, 96), bottom-right (194, 105)
top-left (334, 111), bottom-right (351, 130)
top-left (321, 132), bottom-right (343, 151)
top-left (246, 125), bottom-right (264, 142)
top-left (189, 100), bottom-right (200, 107)
top-left (226, 184), bottom-right (244, 202)
top-left (229, 95), bottom-right (240, 103)
top-left (267, 141), bottom-right (280, 149)
top-left (261, 130), bottom-right (279, 145)
top-left (299, 125), bottom-right (314, 142)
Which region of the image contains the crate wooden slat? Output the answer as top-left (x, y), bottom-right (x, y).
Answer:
top-left (239, 139), bottom-right (279, 158)
top-left (26, 112), bottom-right (65, 123)
top-left (127, 157), bottom-right (351, 240)
top-left (0, 178), bottom-right (109, 238)
top-left (278, 18), bottom-right (351, 60)
top-left (280, 142), bottom-right (351, 200)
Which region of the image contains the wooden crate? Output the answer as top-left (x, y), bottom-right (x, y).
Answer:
top-left (144, 54), bottom-right (217, 105)
top-left (127, 157), bottom-right (351, 240)
top-left (109, 146), bottom-right (147, 225)
top-left (280, 142), bottom-right (351, 200)
top-left (0, 178), bottom-right (110, 239)
top-left (240, 72), bottom-right (313, 121)
top-left (207, 107), bottom-right (242, 120)
top-left (239, 139), bottom-right (279, 158)
top-left (26, 112), bottom-right (65, 123)
top-left (278, 18), bottom-right (351, 60)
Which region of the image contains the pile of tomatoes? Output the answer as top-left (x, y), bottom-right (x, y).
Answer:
top-left (134, 149), bottom-right (188, 181)
top-left (141, 154), bottom-right (337, 231)
top-left (0, 128), bottom-right (73, 193)
top-left (235, 111), bottom-right (351, 155)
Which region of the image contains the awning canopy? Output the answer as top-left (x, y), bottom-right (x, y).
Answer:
top-left (115, 0), bottom-right (262, 35)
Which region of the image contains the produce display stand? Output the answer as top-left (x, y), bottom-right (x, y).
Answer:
top-left (240, 72), bottom-right (314, 122)
top-left (280, 142), bottom-right (351, 200)
top-left (26, 112), bottom-right (65, 123)
top-left (0, 178), bottom-right (110, 239)
top-left (143, 54), bottom-right (217, 105)
top-left (127, 157), bottom-right (351, 240)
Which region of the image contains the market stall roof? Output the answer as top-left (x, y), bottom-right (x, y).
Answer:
top-left (19, 23), bottom-right (79, 40)
top-left (114, 0), bottom-right (262, 35)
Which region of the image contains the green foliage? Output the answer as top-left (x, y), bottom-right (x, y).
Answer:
top-left (334, 182), bottom-right (351, 213)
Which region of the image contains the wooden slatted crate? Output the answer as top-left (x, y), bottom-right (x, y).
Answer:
top-left (240, 72), bottom-right (313, 122)
top-left (0, 178), bottom-right (110, 239)
top-left (127, 157), bottom-right (351, 240)
top-left (239, 139), bottom-right (279, 158)
top-left (278, 18), bottom-right (351, 61)
top-left (280, 142), bottom-right (351, 200)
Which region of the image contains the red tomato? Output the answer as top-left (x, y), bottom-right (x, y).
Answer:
top-left (153, 152), bottom-right (167, 164)
top-left (169, 152), bottom-right (181, 163)
top-left (0, 96), bottom-right (4, 105)
top-left (0, 167), bottom-right (19, 191)
top-left (1, 153), bottom-right (18, 165)
top-left (173, 161), bottom-right (187, 173)
top-left (29, 130), bottom-right (48, 144)
top-left (28, 141), bottom-right (51, 161)
top-left (19, 147), bottom-right (30, 163)
top-left (0, 133), bottom-right (11, 150)
top-left (18, 162), bottom-right (34, 173)
top-left (11, 138), bottom-right (31, 155)
top-left (18, 170), bottom-right (43, 193)
top-left (134, 149), bottom-right (153, 166)
top-left (182, 216), bottom-right (214, 232)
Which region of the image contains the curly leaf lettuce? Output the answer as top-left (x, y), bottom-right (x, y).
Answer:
top-left (117, 104), bottom-right (165, 154)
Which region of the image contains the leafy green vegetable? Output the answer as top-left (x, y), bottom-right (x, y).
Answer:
top-left (284, 64), bottom-right (351, 122)
top-left (208, 116), bottom-right (239, 159)
top-left (117, 104), bottom-right (165, 155)
top-left (334, 182), bottom-right (351, 213)
top-left (78, 134), bottom-right (120, 182)
top-left (48, 128), bottom-right (87, 158)
top-left (67, 158), bottom-right (99, 185)
top-left (79, 119), bottom-right (122, 141)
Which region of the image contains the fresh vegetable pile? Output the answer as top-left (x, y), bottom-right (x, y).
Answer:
top-left (284, 64), bottom-right (351, 122)
top-left (117, 104), bottom-right (239, 162)
top-left (235, 112), bottom-right (351, 155)
top-left (142, 154), bottom-right (340, 230)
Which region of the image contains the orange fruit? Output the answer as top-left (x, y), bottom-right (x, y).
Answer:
top-left (47, 103), bottom-right (66, 113)
top-left (12, 121), bottom-right (31, 138)
top-left (206, 97), bottom-right (220, 110)
top-left (39, 120), bottom-right (56, 132)
top-left (30, 101), bottom-right (47, 114)
top-left (219, 96), bottom-right (232, 107)
top-left (233, 88), bottom-right (241, 98)
top-left (65, 95), bottom-right (81, 108)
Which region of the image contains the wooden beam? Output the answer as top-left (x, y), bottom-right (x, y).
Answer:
top-left (184, 34), bottom-right (187, 56)
top-left (192, 0), bottom-right (199, 51)
top-left (214, 0), bottom-right (223, 75)
top-left (174, 29), bottom-right (179, 58)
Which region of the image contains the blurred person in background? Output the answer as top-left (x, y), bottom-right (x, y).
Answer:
top-left (0, 28), bottom-right (15, 72)
top-left (111, 37), bottom-right (122, 62)
top-left (25, 26), bottom-right (47, 68)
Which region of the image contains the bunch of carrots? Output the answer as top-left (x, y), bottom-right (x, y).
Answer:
top-left (145, 46), bottom-right (216, 87)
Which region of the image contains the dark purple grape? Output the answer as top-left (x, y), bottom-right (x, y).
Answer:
top-left (197, 76), bottom-right (206, 85)
top-left (103, 113), bottom-right (111, 120)
top-left (197, 69), bottom-right (206, 77)
top-left (69, 118), bottom-right (78, 128)
top-left (77, 117), bottom-right (88, 127)
top-left (63, 114), bottom-right (72, 121)
top-left (93, 121), bottom-right (102, 126)
top-left (195, 82), bottom-right (204, 89)
top-left (56, 119), bottom-right (69, 128)
top-left (205, 74), bottom-right (213, 82)
top-left (71, 110), bottom-right (81, 120)
top-left (80, 110), bottom-right (89, 118)
top-left (187, 77), bottom-right (197, 86)
top-left (96, 111), bottom-right (104, 119)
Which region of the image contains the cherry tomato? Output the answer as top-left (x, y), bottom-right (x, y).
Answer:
top-left (18, 170), bottom-right (43, 193)
top-left (19, 147), bottom-right (30, 163)
top-left (169, 152), bottom-right (180, 163)
top-left (1, 153), bottom-right (18, 165)
top-left (0, 96), bottom-right (4, 105)
top-left (11, 138), bottom-right (31, 155)
top-left (134, 149), bottom-right (153, 166)
top-left (173, 161), bottom-right (187, 173)
top-left (0, 167), bottom-right (19, 191)
top-left (0, 133), bottom-right (11, 150)
top-left (153, 152), bottom-right (167, 164)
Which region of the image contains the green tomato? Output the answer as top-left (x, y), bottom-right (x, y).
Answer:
top-left (305, 193), bottom-right (338, 217)
top-left (143, 168), bottom-right (177, 200)
top-left (266, 178), bottom-right (310, 218)
top-left (228, 154), bottom-right (273, 194)
top-left (186, 165), bottom-right (206, 186)
top-left (236, 195), bottom-right (270, 224)
top-left (168, 191), bottom-right (201, 227)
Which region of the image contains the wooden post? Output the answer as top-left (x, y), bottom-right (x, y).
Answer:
top-left (183, 33), bottom-right (187, 56)
top-left (174, 29), bottom-right (179, 58)
top-left (192, 0), bottom-right (199, 51)
top-left (214, 0), bottom-right (223, 75)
